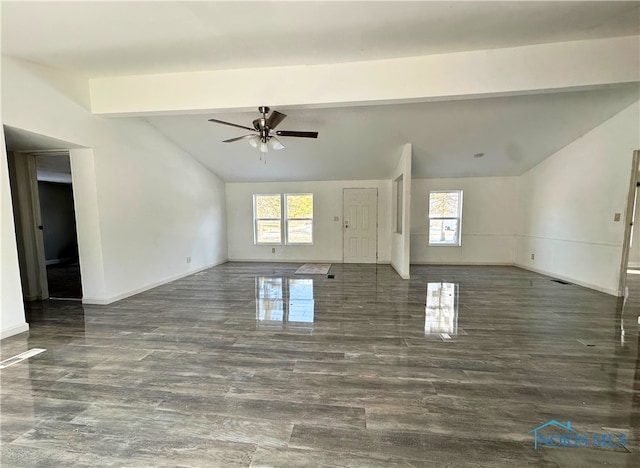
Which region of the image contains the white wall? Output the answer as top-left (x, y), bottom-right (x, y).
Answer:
top-left (2, 57), bottom-right (228, 311)
top-left (390, 144), bottom-right (412, 278)
top-left (0, 139), bottom-right (29, 339)
top-left (411, 176), bottom-right (518, 264)
top-left (515, 101), bottom-right (640, 295)
top-left (226, 180), bottom-right (391, 263)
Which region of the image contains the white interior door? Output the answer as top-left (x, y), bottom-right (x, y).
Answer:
top-left (343, 188), bottom-right (378, 263)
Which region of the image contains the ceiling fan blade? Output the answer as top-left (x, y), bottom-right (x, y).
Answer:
top-left (208, 118), bottom-right (256, 132)
top-left (267, 110), bottom-right (287, 129)
top-left (222, 134), bottom-right (256, 143)
top-left (275, 130), bottom-right (318, 138)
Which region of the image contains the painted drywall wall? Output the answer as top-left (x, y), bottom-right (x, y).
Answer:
top-left (2, 57), bottom-right (228, 306)
top-left (38, 181), bottom-right (78, 263)
top-left (390, 144), bottom-right (412, 278)
top-left (91, 36), bottom-right (640, 115)
top-left (0, 142), bottom-right (29, 339)
top-left (516, 101), bottom-right (640, 295)
top-left (226, 180), bottom-right (391, 263)
top-left (411, 176), bottom-right (518, 264)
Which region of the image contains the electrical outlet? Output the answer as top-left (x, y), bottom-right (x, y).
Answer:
top-left (531, 253), bottom-right (535, 260)
top-left (271, 247), bottom-right (276, 254)
top-left (186, 256), bottom-right (191, 263)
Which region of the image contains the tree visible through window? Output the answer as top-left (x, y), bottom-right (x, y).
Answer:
top-left (286, 194), bottom-right (313, 244)
top-left (428, 191), bottom-right (462, 246)
top-left (254, 194), bottom-right (282, 244)
top-left (254, 193), bottom-right (313, 245)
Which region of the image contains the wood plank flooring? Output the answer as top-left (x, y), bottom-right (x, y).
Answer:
top-left (1, 263), bottom-right (638, 467)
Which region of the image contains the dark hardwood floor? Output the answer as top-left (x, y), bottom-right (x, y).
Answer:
top-left (1, 263), bottom-right (638, 467)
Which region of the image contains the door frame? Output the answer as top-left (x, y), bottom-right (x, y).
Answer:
top-left (342, 187), bottom-right (378, 264)
top-left (618, 149), bottom-right (640, 297)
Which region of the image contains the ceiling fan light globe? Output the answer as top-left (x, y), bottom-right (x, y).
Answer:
top-left (259, 142), bottom-right (269, 153)
top-left (249, 137), bottom-right (259, 148)
top-left (269, 137), bottom-right (285, 151)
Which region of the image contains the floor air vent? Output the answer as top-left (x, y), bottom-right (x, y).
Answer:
top-left (551, 279), bottom-right (570, 285)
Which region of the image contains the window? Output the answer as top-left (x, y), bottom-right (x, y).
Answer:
top-left (253, 193), bottom-right (313, 245)
top-left (285, 193), bottom-right (313, 244)
top-left (254, 194), bottom-right (282, 244)
top-left (428, 190), bottom-right (462, 246)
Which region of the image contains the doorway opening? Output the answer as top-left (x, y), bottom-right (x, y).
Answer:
top-left (36, 153), bottom-right (82, 299)
top-left (7, 144), bottom-right (83, 302)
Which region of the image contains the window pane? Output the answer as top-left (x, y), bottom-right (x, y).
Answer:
top-left (256, 195), bottom-right (281, 219)
top-left (429, 219), bottom-right (459, 244)
top-left (287, 219), bottom-right (313, 244)
top-left (257, 220), bottom-right (281, 243)
top-left (429, 192), bottom-right (459, 218)
top-left (286, 194), bottom-right (313, 219)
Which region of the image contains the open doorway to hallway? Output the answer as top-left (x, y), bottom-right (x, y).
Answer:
top-left (4, 126), bottom-right (84, 303)
top-left (36, 153), bottom-right (82, 299)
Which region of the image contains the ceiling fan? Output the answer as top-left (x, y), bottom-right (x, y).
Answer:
top-left (208, 106), bottom-right (318, 153)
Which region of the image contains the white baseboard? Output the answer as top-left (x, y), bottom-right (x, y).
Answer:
top-left (1, 323), bottom-right (30, 340)
top-left (410, 261), bottom-right (618, 296)
top-left (410, 261), bottom-right (513, 266)
top-left (228, 258), bottom-right (341, 264)
top-left (391, 262), bottom-right (410, 279)
top-left (514, 263), bottom-right (619, 296)
top-left (82, 259), bottom-right (228, 306)
top-left (228, 258), bottom-right (392, 265)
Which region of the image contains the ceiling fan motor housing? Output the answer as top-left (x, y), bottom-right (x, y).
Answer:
top-left (209, 106), bottom-right (318, 148)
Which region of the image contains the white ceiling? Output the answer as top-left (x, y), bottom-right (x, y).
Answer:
top-left (2, 1), bottom-right (639, 78)
top-left (147, 85), bottom-right (640, 181)
top-left (2, 2), bottom-right (640, 182)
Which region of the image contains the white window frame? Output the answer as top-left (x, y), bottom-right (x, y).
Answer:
top-left (253, 194), bottom-right (282, 245)
top-left (253, 193), bottom-right (314, 246)
top-left (285, 193), bottom-right (314, 245)
top-left (428, 190), bottom-right (463, 247)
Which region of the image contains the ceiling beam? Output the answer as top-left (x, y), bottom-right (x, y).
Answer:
top-left (90, 36), bottom-right (639, 117)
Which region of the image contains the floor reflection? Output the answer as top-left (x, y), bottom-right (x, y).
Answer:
top-left (425, 282), bottom-right (458, 339)
top-left (255, 277), bottom-right (314, 329)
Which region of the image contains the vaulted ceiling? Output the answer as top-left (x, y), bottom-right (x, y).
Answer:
top-left (2, 1), bottom-right (639, 181)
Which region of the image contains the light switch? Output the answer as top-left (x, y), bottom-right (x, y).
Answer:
top-left (334, 216), bottom-right (339, 222)
top-left (614, 213), bottom-right (621, 222)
